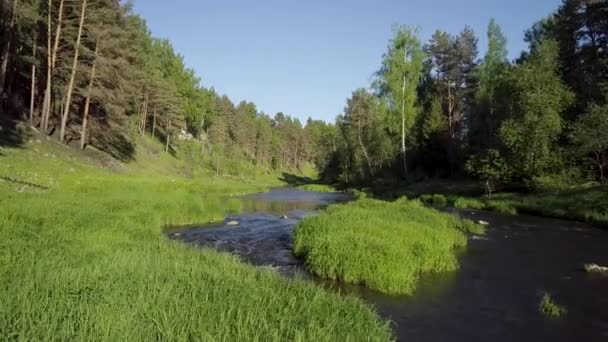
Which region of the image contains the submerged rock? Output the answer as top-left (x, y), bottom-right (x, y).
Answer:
top-left (584, 263), bottom-right (608, 273)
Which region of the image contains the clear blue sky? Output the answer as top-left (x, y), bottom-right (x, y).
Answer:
top-left (133, 0), bottom-right (561, 123)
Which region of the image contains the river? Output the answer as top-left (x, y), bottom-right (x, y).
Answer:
top-left (166, 188), bottom-right (608, 341)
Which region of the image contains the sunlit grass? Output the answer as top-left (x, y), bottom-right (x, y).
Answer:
top-left (0, 143), bottom-right (392, 341)
top-left (293, 198), bottom-right (480, 295)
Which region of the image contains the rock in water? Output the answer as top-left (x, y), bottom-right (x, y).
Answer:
top-left (584, 263), bottom-right (608, 273)
top-left (280, 215), bottom-right (288, 219)
top-left (226, 220), bottom-right (239, 226)
top-left (477, 220), bottom-right (490, 226)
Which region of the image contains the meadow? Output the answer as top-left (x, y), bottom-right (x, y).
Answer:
top-left (0, 141), bottom-right (392, 341)
top-left (293, 197), bottom-right (482, 295)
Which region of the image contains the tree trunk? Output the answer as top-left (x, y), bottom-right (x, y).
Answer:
top-left (152, 106), bottom-right (156, 137)
top-left (29, 34), bottom-right (37, 126)
top-left (80, 40), bottom-right (98, 149)
top-left (165, 123), bottom-right (171, 154)
top-left (139, 91), bottom-right (148, 135)
top-left (42, 0), bottom-right (65, 132)
top-left (401, 67), bottom-right (407, 176)
top-left (358, 119), bottom-right (374, 177)
top-left (60, 0), bottom-right (87, 143)
top-left (0, 0), bottom-right (18, 104)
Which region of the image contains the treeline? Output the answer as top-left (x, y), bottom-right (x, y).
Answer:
top-left (0, 0), bottom-right (314, 172)
top-left (313, 0), bottom-right (607, 191)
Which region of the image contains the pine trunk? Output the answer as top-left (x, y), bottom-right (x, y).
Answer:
top-left (42, 0), bottom-right (65, 132)
top-left (152, 107), bottom-right (156, 137)
top-left (80, 40), bottom-right (98, 149)
top-left (165, 120), bottom-right (171, 153)
top-left (29, 35), bottom-right (37, 126)
top-left (401, 69), bottom-right (407, 176)
top-left (0, 0), bottom-right (18, 104)
top-left (60, 0), bottom-right (87, 143)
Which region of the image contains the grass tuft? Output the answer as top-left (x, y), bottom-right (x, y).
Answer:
top-left (539, 293), bottom-right (567, 318)
top-left (294, 197), bottom-right (476, 295)
top-left (419, 194), bottom-right (448, 207)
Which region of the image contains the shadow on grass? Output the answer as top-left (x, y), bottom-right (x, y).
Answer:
top-left (0, 176), bottom-right (49, 190)
top-left (90, 128), bottom-right (136, 163)
top-left (279, 172), bottom-right (318, 186)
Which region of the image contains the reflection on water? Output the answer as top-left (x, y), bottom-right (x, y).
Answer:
top-left (167, 188), bottom-right (351, 269)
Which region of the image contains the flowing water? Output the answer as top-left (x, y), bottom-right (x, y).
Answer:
top-left (167, 188), bottom-right (608, 341)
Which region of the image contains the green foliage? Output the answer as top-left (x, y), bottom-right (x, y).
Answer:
top-left (0, 144), bottom-right (391, 341)
top-left (294, 198), bottom-right (473, 295)
top-left (539, 293), bottom-right (567, 318)
top-left (499, 40), bottom-right (574, 180)
top-left (570, 102), bottom-right (608, 183)
top-left (466, 149), bottom-right (510, 196)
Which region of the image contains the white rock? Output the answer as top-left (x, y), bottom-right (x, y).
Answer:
top-left (477, 220), bottom-right (490, 226)
top-left (226, 220), bottom-right (239, 226)
top-left (584, 263), bottom-right (608, 273)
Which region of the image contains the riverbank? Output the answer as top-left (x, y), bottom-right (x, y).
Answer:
top-left (0, 141), bottom-right (392, 340)
top-left (415, 185), bottom-right (608, 229)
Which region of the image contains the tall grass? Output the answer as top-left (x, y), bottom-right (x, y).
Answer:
top-left (0, 143), bottom-right (392, 341)
top-left (446, 186), bottom-right (608, 228)
top-left (293, 198), bottom-right (479, 295)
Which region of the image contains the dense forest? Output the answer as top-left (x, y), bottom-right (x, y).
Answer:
top-left (318, 0), bottom-right (608, 192)
top-left (0, 0), bottom-right (607, 191)
top-left (0, 0), bottom-right (315, 174)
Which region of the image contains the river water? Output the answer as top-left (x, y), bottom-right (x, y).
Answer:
top-left (166, 188), bottom-right (608, 341)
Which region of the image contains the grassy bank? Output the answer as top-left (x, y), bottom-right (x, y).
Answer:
top-left (293, 198), bottom-right (481, 295)
top-left (0, 142), bottom-right (392, 341)
top-left (296, 184), bottom-right (339, 193)
top-left (418, 186), bottom-right (608, 228)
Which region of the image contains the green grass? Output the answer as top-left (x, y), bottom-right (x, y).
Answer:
top-left (419, 194), bottom-right (448, 207)
top-left (445, 186), bottom-right (608, 228)
top-left (297, 184), bottom-right (338, 193)
top-left (539, 293), bottom-right (567, 318)
top-left (0, 142), bottom-right (392, 341)
top-left (293, 198), bottom-right (480, 295)
top-left (453, 197), bottom-right (486, 210)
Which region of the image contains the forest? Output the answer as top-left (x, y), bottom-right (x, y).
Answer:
top-left (1, 1), bottom-right (608, 341)
top-left (1, 0), bottom-right (607, 192)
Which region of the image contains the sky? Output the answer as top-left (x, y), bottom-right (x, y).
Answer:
top-left (133, 0), bottom-right (561, 123)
